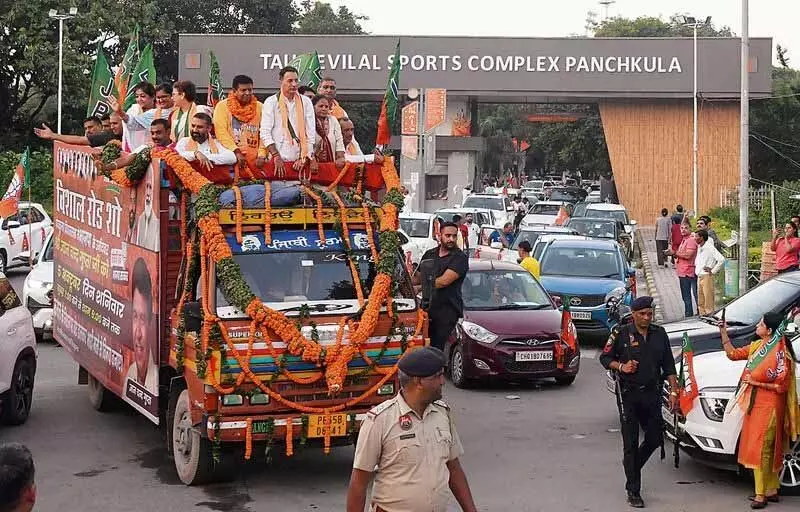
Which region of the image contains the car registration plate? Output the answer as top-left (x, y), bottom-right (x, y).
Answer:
top-left (570, 311), bottom-right (592, 321)
top-left (515, 351), bottom-right (553, 362)
top-left (307, 413), bottom-right (349, 438)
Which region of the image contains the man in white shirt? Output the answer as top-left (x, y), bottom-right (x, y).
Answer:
top-left (175, 113), bottom-right (237, 170)
top-left (693, 228), bottom-right (725, 315)
top-left (340, 117), bottom-right (384, 164)
top-left (259, 65), bottom-right (316, 177)
top-left (135, 165), bottom-right (160, 251)
top-left (464, 212), bottom-right (480, 248)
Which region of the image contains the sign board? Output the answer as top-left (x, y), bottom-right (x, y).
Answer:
top-left (218, 207), bottom-right (383, 225)
top-left (424, 89), bottom-right (447, 132)
top-left (52, 143), bottom-right (161, 424)
top-left (401, 101), bottom-right (419, 135)
top-left (401, 136), bottom-right (419, 160)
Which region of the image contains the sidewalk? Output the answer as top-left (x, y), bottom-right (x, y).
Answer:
top-left (638, 226), bottom-right (687, 323)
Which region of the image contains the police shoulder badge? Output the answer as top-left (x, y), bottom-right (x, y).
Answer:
top-left (399, 413), bottom-right (413, 430)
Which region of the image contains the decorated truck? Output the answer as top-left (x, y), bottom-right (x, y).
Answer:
top-left (52, 141), bottom-right (426, 484)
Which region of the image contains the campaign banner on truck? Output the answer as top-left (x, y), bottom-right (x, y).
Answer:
top-left (52, 142), bottom-right (161, 424)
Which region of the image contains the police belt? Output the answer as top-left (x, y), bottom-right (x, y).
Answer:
top-left (620, 381), bottom-right (660, 394)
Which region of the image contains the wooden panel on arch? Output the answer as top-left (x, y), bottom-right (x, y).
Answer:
top-left (599, 100), bottom-right (740, 226)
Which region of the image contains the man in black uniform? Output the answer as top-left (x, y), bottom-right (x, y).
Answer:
top-left (599, 296), bottom-right (679, 508)
top-left (413, 222), bottom-right (469, 351)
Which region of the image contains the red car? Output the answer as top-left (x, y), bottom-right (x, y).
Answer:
top-left (446, 260), bottom-right (580, 387)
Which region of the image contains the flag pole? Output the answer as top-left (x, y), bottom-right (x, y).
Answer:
top-left (27, 179), bottom-right (32, 267)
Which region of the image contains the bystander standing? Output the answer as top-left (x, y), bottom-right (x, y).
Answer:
top-left (666, 223), bottom-right (698, 317)
top-left (770, 221), bottom-right (800, 274)
top-left (655, 208), bottom-right (671, 268)
top-left (694, 229), bottom-right (725, 316)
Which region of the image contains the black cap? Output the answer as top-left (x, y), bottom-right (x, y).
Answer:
top-left (398, 347), bottom-right (447, 377)
top-left (631, 296), bottom-right (654, 311)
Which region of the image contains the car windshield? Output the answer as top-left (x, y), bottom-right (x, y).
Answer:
top-left (566, 219), bottom-right (616, 239)
top-left (708, 278), bottom-right (800, 325)
top-left (550, 190), bottom-right (582, 203)
top-left (400, 218), bottom-right (430, 238)
top-left (586, 208), bottom-right (629, 224)
top-left (463, 270), bottom-right (553, 310)
top-left (540, 246), bottom-right (621, 278)
top-left (531, 204), bottom-right (561, 215)
top-left (216, 251), bottom-right (414, 307)
top-left (463, 196), bottom-right (504, 211)
top-left (524, 180), bottom-right (543, 189)
top-left (510, 230), bottom-right (544, 249)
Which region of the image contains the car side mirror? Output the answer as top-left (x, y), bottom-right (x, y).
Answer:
top-left (396, 232), bottom-right (409, 245)
top-left (5, 220), bottom-right (19, 229)
top-left (630, 220), bottom-right (638, 226)
top-left (552, 295), bottom-right (563, 307)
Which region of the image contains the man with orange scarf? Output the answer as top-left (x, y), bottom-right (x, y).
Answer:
top-left (212, 75), bottom-right (267, 178)
top-left (319, 77), bottom-right (348, 120)
top-left (720, 312), bottom-right (800, 509)
top-left (259, 66), bottom-right (316, 178)
top-left (175, 113), bottom-right (237, 181)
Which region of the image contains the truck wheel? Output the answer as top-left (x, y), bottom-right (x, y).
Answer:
top-left (87, 374), bottom-right (117, 412)
top-left (172, 389), bottom-right (231, 485)
top-left (1, 357), bottom-right (35, 425)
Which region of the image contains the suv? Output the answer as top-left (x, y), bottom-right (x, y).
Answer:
top-left (0, 271), bottom-right (37, 425)
top-left (0, 202), bottom-right (53, 273)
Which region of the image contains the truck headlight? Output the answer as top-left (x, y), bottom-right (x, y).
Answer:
top-left (699, 386), bottom-right (735, 422)
top-left (459, 320), bottom-right (498, 344)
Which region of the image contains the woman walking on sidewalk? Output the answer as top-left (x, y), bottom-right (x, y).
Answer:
top-left (771, 221), bottom-right (800, 274)
top-left (719, 313), bottom-right (800, 509)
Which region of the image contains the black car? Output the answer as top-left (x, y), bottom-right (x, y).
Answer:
top-left (545, 186), bottom-right (588, 205)
top-left (661, 272), bottom-right (800, 355)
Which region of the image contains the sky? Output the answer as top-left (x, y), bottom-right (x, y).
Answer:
top-left (328, 0), bottom-right (800, 67)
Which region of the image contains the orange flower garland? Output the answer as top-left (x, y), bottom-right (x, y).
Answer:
top-left (232, 185), bottom-right (244, 244)
top-left (285, 417), bottom-right (294, 457)
top-left (245, 417), bottom-right (253, 460)
top-left (362, 203), bottom-right (380, 264)
top-left (301, 185), bottom-right (326, 243)
top-left (326, 162), bottom-right (352, 191)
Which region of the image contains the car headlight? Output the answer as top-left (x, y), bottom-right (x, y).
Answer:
top-left (27, 279), bottom-right (51, 289)
top-left (604, 287), bottom-right (626, 303)
top-left (699, 386), bottom-right (736, 422)
top-left (459, 320), bottom-right (498, 344)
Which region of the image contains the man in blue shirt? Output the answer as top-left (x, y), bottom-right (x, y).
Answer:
top-left (489, 222), bottom-right (515, 248)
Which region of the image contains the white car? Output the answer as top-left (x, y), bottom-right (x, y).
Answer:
top-left (522, 201), bottom-right (571, 227)
top-left (0, 271), bottom-right (37, 425)
top-left (605, 336), bottom-right (800, 492)
top-left (462, 194), bottom-right (514, 225)
top-left (581, 203), bottom-right (637, 234)
top-left (0, 202), bottom-right (53, 273)
top-left (23, 231), bottom-right (54, 341)
top-left (399, 212), bottom-right (438, 269)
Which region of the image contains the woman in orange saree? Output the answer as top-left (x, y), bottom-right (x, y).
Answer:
top-left (720, 311), bottom-right (799, 508)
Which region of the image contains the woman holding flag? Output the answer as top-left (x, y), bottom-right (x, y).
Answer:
top-left (720, 312), bottom-right (800, 508)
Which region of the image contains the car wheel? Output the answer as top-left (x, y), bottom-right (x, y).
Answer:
top-left (449, 345), bottom-right (471, 389)
top-left (1, 357), bottom-right (35, 425)
top-left (555, 375), bottom-right (576, 386)
top-left (87, 373), bottom-right (118, 412)
top-left (780, 436), bottom-right (800, 494)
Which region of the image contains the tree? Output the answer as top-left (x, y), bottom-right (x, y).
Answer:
top-left (296, 0), bottom-right (366, 35)
top-left (592, 14), bottom-right (732, 38)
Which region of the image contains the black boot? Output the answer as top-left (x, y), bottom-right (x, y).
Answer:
top-left (627, 492), bottom-right (645, 508)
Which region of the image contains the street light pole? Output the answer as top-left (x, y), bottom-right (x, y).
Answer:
top-left (739, 0), bottom-right (750, 293)
top-left (48, 7), bottom-right (78, 135)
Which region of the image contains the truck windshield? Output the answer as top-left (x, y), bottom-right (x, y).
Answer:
top-left (216, 250), bottom-right (414, 306)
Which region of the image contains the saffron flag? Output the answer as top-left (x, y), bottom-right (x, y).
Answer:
top-left (208, 51), bottom-right (225, 108)
top-left (376, 40), bottom-right (401, 146)
top-left (0, 148), bottom-right (29, 219)
top-left (86, 45), bottom-right (118, 118)
top-left (289, 51), bottom-right (322, 92)
top-left (554, 206), bottom-right (569, 225)
top-left (678, 332), bottom-right (699, 415)
top-left (114, 25), bottom-right (140, 105)
top-left (560, 297), bottom-right (578, 351)
top-left (123, 43), bottom-right (156, 111)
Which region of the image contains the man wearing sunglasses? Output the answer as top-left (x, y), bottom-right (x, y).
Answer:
top-left (347, 347), bottom-right (478, 512)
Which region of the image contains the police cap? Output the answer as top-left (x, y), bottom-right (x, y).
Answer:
top-left (398, 346), bottom-right (447, 377)
top-left (631, 296), bottom-right (654, 311)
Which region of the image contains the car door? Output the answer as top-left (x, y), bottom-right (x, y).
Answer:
top-left (0, 272), bottom-right (33, 393)
top-left (26, 207), bottom-right (47, 258)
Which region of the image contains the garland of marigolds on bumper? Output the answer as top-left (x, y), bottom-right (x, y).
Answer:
top-left (146, 147), bottom-right (424, 398)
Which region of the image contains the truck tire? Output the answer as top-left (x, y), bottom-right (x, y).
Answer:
top-left (1, 357), bottom-right (35, 425)
top-left (171, 389), bottom-right (233, 485)
top-left (87, 374), bottom-right (117, 412)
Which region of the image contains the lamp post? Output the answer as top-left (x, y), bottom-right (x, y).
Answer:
top-left (48, 7), bottom-right (78, 134)
top-left (739, 0), bottom-right (750, 293)
top-left (680, 15), bottom-right (712, 216)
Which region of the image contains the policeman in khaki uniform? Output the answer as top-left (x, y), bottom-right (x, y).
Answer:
top-left (346, 347), bottom-right (478, 512)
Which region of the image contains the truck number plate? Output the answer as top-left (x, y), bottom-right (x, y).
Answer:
top-left (308, 414), bottom-right (349, 438)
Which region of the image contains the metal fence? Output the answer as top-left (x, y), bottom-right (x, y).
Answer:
top-left (719, 185), bottom-right (772, 211)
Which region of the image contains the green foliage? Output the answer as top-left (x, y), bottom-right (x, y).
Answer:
top-left (592, 14), bottom-right (732, 38)
top-left (296, 0), bottom-right (366, 35)
top-left (0, 150), bottom-right (53, 212)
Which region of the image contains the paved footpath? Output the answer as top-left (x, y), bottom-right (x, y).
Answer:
top-left (638, 226), bottom-right (688, 323)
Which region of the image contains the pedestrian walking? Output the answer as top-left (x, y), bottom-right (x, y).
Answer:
top-left (665, 223), bottom-right (698, 317)
top-left (719, 313), bottom-right (800, 509)
top-left (599, 297), bottom-right (679, 508)
top-left (346, 347), bottom-right (479, 512)
top-left (0, 443), bottom-right (37, 512)
top-left (693, 229), bottom-right (725, 316)
top-left (655, 208), bottom-right (671, 268)
top-left (770, 221), bottom-right (800, 274)
top-left (413, 223), bottom-right (469, 350)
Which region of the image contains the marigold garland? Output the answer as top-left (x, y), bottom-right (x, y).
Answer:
top-left (286, 416), bottom-right (294, 457)
top-left (245, 417), bottom-right (253, 460)
top-left (301, 185), bottom-right (326, 243)
top-left (326, 162), bottom-right (352, 191)
top-left (232, 185), bottom-right (244, 244)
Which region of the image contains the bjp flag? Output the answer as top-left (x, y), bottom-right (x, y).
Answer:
top-left (0, 148), bottom-right (29, 219)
